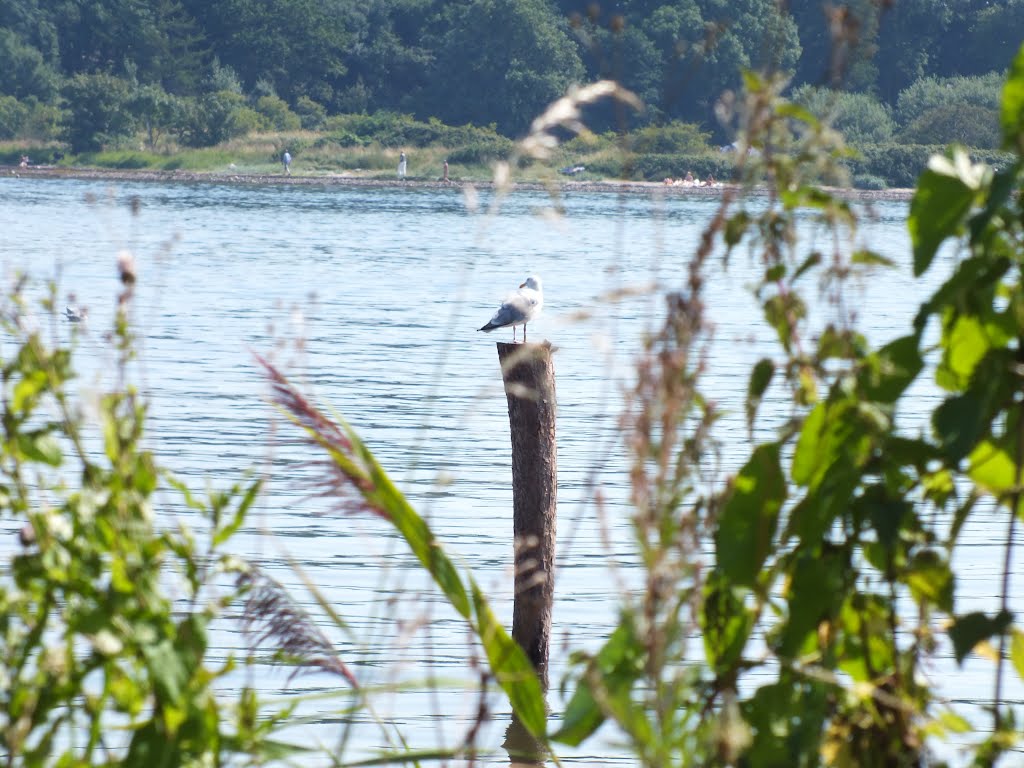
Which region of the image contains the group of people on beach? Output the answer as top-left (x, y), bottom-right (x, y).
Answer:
top-left (664, 170), bottom-right (717, 187)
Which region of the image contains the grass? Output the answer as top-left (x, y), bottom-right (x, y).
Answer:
top-left (1, 130), bottom-right (687, 183)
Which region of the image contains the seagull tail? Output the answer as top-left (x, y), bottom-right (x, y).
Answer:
top-left (478, 322), bottom-right (498, 333)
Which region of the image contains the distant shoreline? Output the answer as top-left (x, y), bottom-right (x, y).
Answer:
top-left (2, 164), bottom-right (916, 202)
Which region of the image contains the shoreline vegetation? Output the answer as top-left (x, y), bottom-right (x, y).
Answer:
top-left (2, 164), bottom-right (916, 202)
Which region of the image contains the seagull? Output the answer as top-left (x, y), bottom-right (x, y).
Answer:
top-left (478, 275), bottom-right (543, 342)
top-left (64, 306), bottom-right (88, 323)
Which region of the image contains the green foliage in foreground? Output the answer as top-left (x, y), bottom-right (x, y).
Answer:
top-left (0, 285), bottom-right (304, 764)
top-left (5, 42), bottom-right (1024, 768)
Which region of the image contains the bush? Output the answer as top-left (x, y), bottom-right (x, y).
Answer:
top-left (895, 73), bottom-right (1004, 147)
top-left (630, 152), bottom-right (737, 182)
top-left (901, 103), bottom-right (1001, 148)
top-left (62, 73), bottom-right (136, 153)
top-left (255, 95), bottom-right (301, 131)
top-left (790, 85), bottom-right (895, 146)
top-left (295, 96), bottom-right (327, 130)
top-left (629, 121), bottom-right (713, 154)
top-left (846, 143), bottom-right (1014, 188)
top-left (180, 91), bottom-right (252, 147)
top-left (0, 95), bottom-right (27, 139)
top-left (852, 173), bottom-right (887, 190)
top-left (446, 135), bottom-right (515, 164)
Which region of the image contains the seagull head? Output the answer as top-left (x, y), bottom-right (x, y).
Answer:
top-left (520, 275), bottom-right (542, 292)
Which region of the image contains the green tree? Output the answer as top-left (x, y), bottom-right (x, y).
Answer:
top-left (577, 0), bottom-right (801, 133)
top-left (0, 28), bottom-right (60, 102)
top-left (255, 94), bottom-right (301, 131)
top-left (181, 0), bottom-right (352, 104)
top-left (424, 0), bottom-right (585, 136)
top-left (62, 71), bottom-right (135, 152)
top-left (873, 0), bottom-right (954, 102)
top-left (333, 0), bottom-right (437, 115)
top-left (131, 82), bottom-right (186, 150)
top-left (895, 73), bottom-right (1004, 148)
top-left (0, 0), bottom-right (60, 63)
top-left (787, 0), bottom-right (879, 91)
top-left (791, 84), bottom-right (895, 146)
top-left (957, 0), bottom-right (1024, 77)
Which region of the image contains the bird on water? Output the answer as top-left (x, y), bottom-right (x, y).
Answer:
top-left (478, 275), bottom-right (543, 342)
top-left (64, 305), bottom-right (88, 323)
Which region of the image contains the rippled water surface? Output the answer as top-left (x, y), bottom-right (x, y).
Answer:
top-left (0, 176), bottom-right (1020, 764)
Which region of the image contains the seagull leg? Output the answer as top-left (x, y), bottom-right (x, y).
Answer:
top-left (524, 324), bottom-right (527, 342)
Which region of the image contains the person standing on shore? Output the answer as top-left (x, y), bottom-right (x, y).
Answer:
top-left (443, 160), bottom-right (449, 182)
top-left (398, 151), bottom-right (407, 179)
top-left (282, 150), bottom-right (292, 175)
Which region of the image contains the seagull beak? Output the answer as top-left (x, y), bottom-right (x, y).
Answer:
top-left (519, 282), bottom-right (526, 288)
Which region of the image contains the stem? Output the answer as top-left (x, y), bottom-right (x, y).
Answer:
top-left (995, 339), bottom-right (1024, 731)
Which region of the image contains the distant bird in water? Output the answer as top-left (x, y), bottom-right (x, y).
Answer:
top-left (478, 275), bottom-right (543, 342)
top-left (64, 305), bottom-right (88, 323)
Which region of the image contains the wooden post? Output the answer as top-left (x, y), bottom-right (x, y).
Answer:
top-left (496, 341), bottom-right (557, 691)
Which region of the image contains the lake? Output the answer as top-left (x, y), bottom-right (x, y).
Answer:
top-left (0, 176), bottom-right (1020, 765)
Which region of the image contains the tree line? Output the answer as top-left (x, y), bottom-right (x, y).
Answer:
top-left (0, 0), bottom-right (1021, 153)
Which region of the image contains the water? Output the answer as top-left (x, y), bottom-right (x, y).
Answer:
top-left (0, 176), bottom-right (1020, 764)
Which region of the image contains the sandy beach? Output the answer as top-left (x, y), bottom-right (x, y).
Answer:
top-left (1, 164), bottom-right (916, 202)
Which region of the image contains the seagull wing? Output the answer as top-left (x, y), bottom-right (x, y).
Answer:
top-left (479, 291), bottom-right (533, 332)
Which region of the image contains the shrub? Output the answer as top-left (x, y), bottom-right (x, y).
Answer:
top-left (846, 143), bottom-right (1013, 188)
top-left (901, 103), bottom-right (1002, 148)
top-left (790, 85), bottom-right (895, 146)
top-left (0, 95), bottom-right (27, 139)
top-left (295, 96), bottom-right (327, 130)
top-left (629, 121), bottom-right (713, 154)
top-left (180, 91), bottom-right (252, 147)
top-left (895, 73), bottom-right (1004, 147)
top-left (255, 95), bottom-right (301, 131)
top-left (852, 173), bottom-right (887, 190)
top-left (446, 135), bottom-right (516, 164)
top-left (630, 152), bottom-right (737, 182)
top-left (62, 73), bottom-right (136, 153)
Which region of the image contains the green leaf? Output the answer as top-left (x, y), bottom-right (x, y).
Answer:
top-left (968, 440), bottom-right (1016, 498)
top-left (333, 749), bottom-right (462, 767)
top-left (214, 478), bottom-right (262, 546)
top-left (906, 550), bottom-right (954, 613)
top-left (792, 403), bottom-right (828, 487)
top-left (141, 637), bottom-right (189, 706)
top-left (745, 358), bottom-right (774, 434)
top-left (936, 314), bottom-right (990, 391)
top-left (715, 443), bottom-right (786, 587)
top-left (777, 548), bottom-right (847, 658)
top-left (949, 610), bottom-right (1013, 664)
top-left (908, 158), bottom-right (976, 277)
top-left (860, 335), bottom-right (923, 404)
top-left (724, 211), bottom-right (750, 248)
top-left (12, 370), bottom-right (47, 414)
top-left (469, 578), bottom-right (546, 738)
top-left (1011, 629), bottom-right (1024, 681)
top-left (850, 249), bottom-right (895, 268)
top-left (552, 621), bottom-right (643, 746)
top-left (702, 571), bottom-right (754, 674)
top-left (933, 392), bottom-right (987, 462)
top-left (791, 252), bottom-right (822, 283)
top-left (1001, 42), bottom-right (1024, 148)
top-left (18, 431), bottom-right (63, 466)
top-left (165, 474), bottom-right (209, 511)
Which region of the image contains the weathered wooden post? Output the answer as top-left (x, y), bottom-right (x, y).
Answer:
top-left (496, 340), bottom-right (557, 691)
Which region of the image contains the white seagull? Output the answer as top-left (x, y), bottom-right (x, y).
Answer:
top-left (64, 305), bottom-right (88, 323)
top-left (478, 275), bottom-right (543, 342)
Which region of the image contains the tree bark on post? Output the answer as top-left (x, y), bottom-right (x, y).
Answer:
top-left (496, 341), bottom-right (557, 691)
